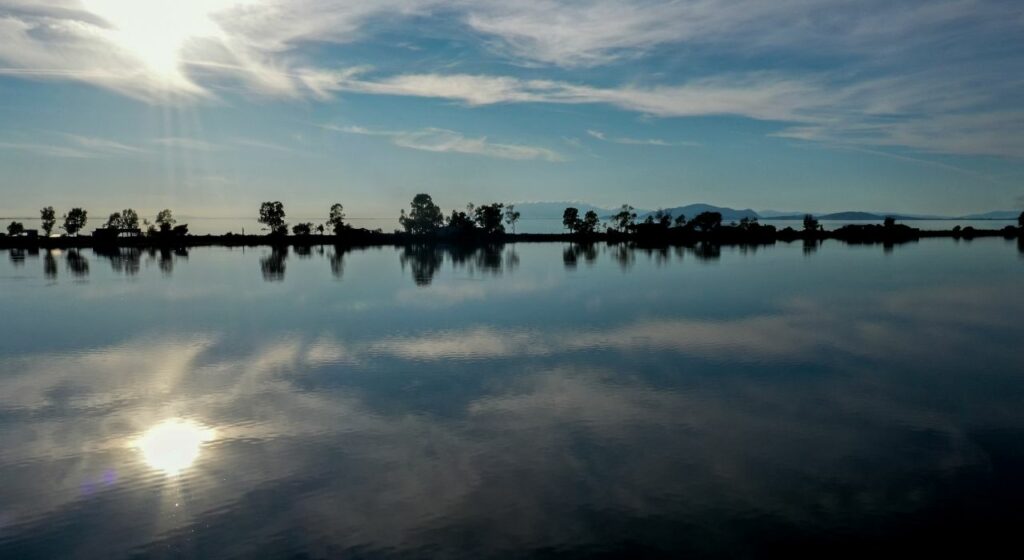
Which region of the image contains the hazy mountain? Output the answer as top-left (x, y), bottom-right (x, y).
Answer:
top-left (757, 209), bottom-right (805, 218)
top-left (639, 204), bottom-right (759, 221)
top-left (958, 210), bottom-right (1022, 220)
top-left (511, 202), bottom-right (642, 220)
top-left (763, 211), bottom-right (951, 221)
top-left (513, 202), bottom-right (1020, 223)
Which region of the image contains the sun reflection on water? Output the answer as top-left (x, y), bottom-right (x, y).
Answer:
top-left (136, 419), bottom-right (214, 475)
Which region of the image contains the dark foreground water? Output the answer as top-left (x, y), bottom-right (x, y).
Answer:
top-left (1, 239), bottom-right (1023, 558)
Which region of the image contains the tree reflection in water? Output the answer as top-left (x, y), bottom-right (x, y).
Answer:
top-left (65, 249), bottom-right (89, 278)
top-left (261, 246), bottom-right (288, 282)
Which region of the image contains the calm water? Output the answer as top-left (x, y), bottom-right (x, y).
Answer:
top-left (1, 239), bottom-right (1023, 557)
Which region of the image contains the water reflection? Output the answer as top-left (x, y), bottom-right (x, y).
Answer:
top-left (399, 243), bottom-right (517, 285)
top-left (7, 248), bottom-right (26, 267)
top-left (43, 249), bottom-right (58, 279)
top-left (328, 246), bottom-right (346, 279)
top-left (65, 248), bottom-right (89, 277)
top-left (3, 240), bottom-right (969, 285)
top-left (136, 419), bottom-right (215, 476)
top-left (0, 241), bottom-right (1023, 556)
top-left (94, 246), bottom-right (143, 275)
top-left (562, 243), bottom-right (597, 268)
top-left (260, 246), bottom-right (288, 281)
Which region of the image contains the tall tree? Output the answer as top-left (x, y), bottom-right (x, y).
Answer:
top-left (259, 201), bottom-right (288, 235)
top-left (327, 203), bottom-right (346, 235)
top-left (612, 204), bottom-right (636, 231)
top-left (40, 206), bottom-right (56, 237)
top-left (155, 209), bottom-right (175, 232)
top-left (6, 222), bottom-right (24, 236)
top-left (120, 209), bottom-right (139, 230)
top-left (399, 194), bottom-right (444, 235)
top-left (447, 209), bottom-right (476, 232)
top-left (474, 203), bottom-right (505, 234)
top-left (803, 214), bottom-right (820, 233)
top-left (578, 210), bottom-right (600, 234)
top-left (62, 208), bottom-right (87, 236)
top-left (504, 204), bottom-right (521, 234)
top-left (105, 212), bottom-right (122, 228)
top-left (562, 207), bottom-right (580, 233)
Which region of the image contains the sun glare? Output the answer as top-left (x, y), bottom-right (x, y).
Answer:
top-left (136, 419), bottom-right (215, 475)
top-left (83, 0), bottom-right (239, 87)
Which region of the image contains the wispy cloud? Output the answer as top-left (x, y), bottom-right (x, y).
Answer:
top-left (586, 129), bottom-right (698, 147)
top-left (230, 137), bottom-right (299, 153)
top-left (0, 141), bottom-right (92, 158)
top-left (328, 124), bottom-right (565, 162)
top-left (306, 70), bottom-right (821, 122)
top-left (0, 133), bottom-right (146, 158)
top-left (61, 134), bottom-right (146, 154)
top-left (0, 1), bottom-right (1022, 159)
top-left (151, 137), bottom-right (223, 151)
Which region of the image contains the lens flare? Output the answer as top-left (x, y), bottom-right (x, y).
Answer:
top-left (136, 419), bottom-right (214, 475)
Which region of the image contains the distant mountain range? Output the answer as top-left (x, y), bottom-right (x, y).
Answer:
top-left (511, 202), bottom-right (650, 220)
top-left (512, 202), bottom-right (1021, 222)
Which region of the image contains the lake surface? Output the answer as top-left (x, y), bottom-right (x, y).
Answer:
top-left (1, 239), bottom-right (1023, 557)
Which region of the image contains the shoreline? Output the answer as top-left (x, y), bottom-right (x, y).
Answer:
top-left (1, 225), bottom-right (1021, 250)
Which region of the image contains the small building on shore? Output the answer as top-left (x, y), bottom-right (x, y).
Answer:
top-left (92, 227), bottom-right (143, 240)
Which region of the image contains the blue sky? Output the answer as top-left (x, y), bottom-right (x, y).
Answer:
top-left (1, 0), bottom-right (1023, 219)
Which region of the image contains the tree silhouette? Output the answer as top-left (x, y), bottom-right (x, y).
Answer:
top-left (691, 211), bottom-right (722, 232)
top-left (612, 204), bottom-right (636, 231)
top-left (653, 209), bottom-right (672, 227)
top-left (579, 210), bottom-right (600, 234)
top-left (104, 209), bottom-right (139, 230)
top-left (120, 209), bottom-right (139, 230)
top-left (674, 214), bottom-right (687, 228)
top-left (504, 204), bottom-right (521, 234)
top-left (259, 201), bottom-right (288, 235)
top-left (883, 216), bottom-right (896, 228)
top-left (7, 221), bottom-right (24, 236)
top-left (447, 208), bottom-right (476, 233)
top-left (155, 209), bottom-right (175, 232)
top-left (1018, 211), bottom-right (1023, 228)
top-left (40, 206), bottom-right (56, 237)
top-left (292, 222), bottom-right (313, 235)
top-left (328, 203), bottom-right (346, 235)
top-left (803, 214), bottom-right (820, 233)
top-left (562, 207), bottom-right (580, 233)
top-left (62, 208), bottom-right (87, 236)
top-left (474, 203), bottom-right (505, 234)
top-left (399, 194), bottom-right (444, 235)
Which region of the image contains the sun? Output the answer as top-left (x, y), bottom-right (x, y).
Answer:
top-left (83, 0), bottom-right (240, 88)
top-left (136, 419), bottom-right (215, 475)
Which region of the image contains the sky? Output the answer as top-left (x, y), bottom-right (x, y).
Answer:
top-left (1, 0), bottom-right (1023, 220)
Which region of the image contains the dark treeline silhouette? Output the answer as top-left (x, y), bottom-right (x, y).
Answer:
top-left (3, 197), bottom-right (1022, 250)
